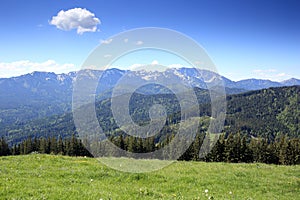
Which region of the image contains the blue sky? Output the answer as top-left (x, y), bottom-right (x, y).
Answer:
top-left (0, 0), bottom-right (299, 81)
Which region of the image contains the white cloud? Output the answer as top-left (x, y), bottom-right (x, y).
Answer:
top-left (124, 38), bottom-right (129, 43)
top-left (50, 8), bottom-right (100, 34)
top-left (168, 64), bottom-right (193, 69)
top-left (253, 69), bottom-right (276, 73)
top-left (100, 38), bottom-right (113, 44)
top-left (252, 68), bottom-right (292, 81)
top-left (151, 60), bottom-right (159, 65)
top-left (136, 40), bottom-right (143, 45)
top-left (275, 73), bottom-right (287, 77)
top-left (0, 60), bottom-right (78, 78)
top-left (128, 63), bottom-right (143, 70)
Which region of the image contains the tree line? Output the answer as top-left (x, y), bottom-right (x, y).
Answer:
top-left (0, 133), bottom-right (299, 165)
top-left (0, 135), bottom-right (92, 157)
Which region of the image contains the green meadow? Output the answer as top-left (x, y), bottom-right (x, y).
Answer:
top-left (0, 154), bottom-right (299, 199)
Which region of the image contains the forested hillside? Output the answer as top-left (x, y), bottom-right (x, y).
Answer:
top-left (1, 86), bottom-right (298, 145)
top-left (224, 86), bottom-right (299, 139)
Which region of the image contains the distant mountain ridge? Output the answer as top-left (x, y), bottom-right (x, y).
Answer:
top-left (1, 67), bottom-right (299, 94)
top-left (0, 68), bottom-right (299, 127)
top-left (0, 67), bottom-right (299, 108)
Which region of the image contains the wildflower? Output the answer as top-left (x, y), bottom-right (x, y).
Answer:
top-left (205, 189), bottom-right (209, 193)
top-left (90, 179), bottom-right (93, 182)
top-left (229, 191), bottom-right (233, 195)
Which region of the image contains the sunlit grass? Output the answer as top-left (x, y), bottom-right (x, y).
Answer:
top-left (0, 154), bottom-right (299, 199)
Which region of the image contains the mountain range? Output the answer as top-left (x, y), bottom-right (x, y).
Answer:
top-left (1, 68), bottom-right (299, 101)
top-left (0, 68), bottom-right (299, 128)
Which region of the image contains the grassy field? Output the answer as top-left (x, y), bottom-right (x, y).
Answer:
top-left (0, 154), bottom-right (299, 199)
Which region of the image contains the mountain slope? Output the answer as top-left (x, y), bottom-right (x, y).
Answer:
top-left (1, 86), bottom-right (299, 144)
top-left (235, 79), bottom-right (283, 90)
top-left (281, 78), bottom-right (300, 86)
top-left (224, 86), bottom-right (300, 139)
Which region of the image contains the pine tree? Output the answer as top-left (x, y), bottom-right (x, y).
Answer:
top-left (278, 136), bottom-right (288, 165)
top-left (11, 144), bottom-right (18, 155)
top-left (291, 138), bottom-right (300, 164)
top-left (249, 137), bottom-right (259, 162)
top-left (240, 136), bottom-right (253, 163)
top-left (200, 133), bottom-right (211, 162)
top-left (127, 136), bottom-right (137, 153)
top-left (57, 136), bottom-right (64, 155)
top-left (24, 137), bottom-right (33, 154)
top-left (191, 134), bottom-right (202, 161)
top-left (285, 140), bottom-right (294, 165)
top-left (225, 133), bottom-right (235, 162)
top-left (137, 138), bottom-right (144, 153)
top-left (145, 136), bottom-right (155, 153)
top-left (265, 143), bottom-right (278, 164)
top-left (49, 136), bottom-right (58, 154)
top-left (32, 137), bottom-right (39, 152)
top-left (39, 138), bottom-right (47, 154)
top-left (0, 137), bottom-right (10, 156)
top-left (115, 135), bottom-right (125, 150)
top-left (210, 134), bottom-right (226, 162)
top-left (68, 134), bottom-right (78, 156)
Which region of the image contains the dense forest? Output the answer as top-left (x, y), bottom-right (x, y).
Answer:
top-left (1, 86), bottom-right (299, 144)
top-left (0, 133), bottom-right (299, 165)
top-left (0, 86), bottom-right (299, 165)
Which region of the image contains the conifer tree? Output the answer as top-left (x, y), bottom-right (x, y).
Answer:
top-left (50, 136), bottom-right (58, 154)
top-left (278, 136), bottom-right (288, 165)
top-left (0, 137), bottom-right (10, 156)
top-left (57, 136), bottom-right (64, 155)
top-left (39, 138), bottom-right (47, 154)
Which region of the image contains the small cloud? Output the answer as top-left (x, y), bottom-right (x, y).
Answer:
top-left (101, 38), bottom-right (113, 44)
top-left (0, 60), bottom-right (77, 78)
top-left (252, 68), bottom-right (292, 81)
top-left (50, 8), bottom-right (101, 35)
top-left (253, 69), bottom-right (277, 73)
top-left (135, 40), bottom-right (143, 45)
top-left (276, 73), bottom-right (286, 77)
top-left (128, 63), bottom-right (143, 70)
top-left (151, 60), bottom-right (159, 65)
top-left (124, 38), bottom-right (129, 43)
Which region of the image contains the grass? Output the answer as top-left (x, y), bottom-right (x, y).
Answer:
top-left (0, 154), bottom-right (299, 199)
